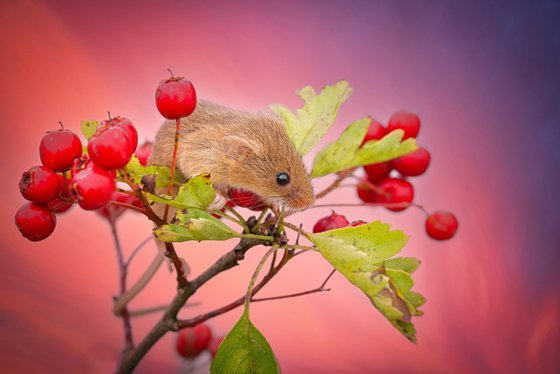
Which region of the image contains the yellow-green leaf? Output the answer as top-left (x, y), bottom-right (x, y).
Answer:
top-left (125, 155), bottom-right (185, 189)
top-left (146, 174), bottom-right (215, 210)
top-left (153, 209), bottom-right (237, 242)
top-left (309, 222), bottom-right (425, 342)
top-left (211, 310), bottom-right (279, 374)
top-left (80, 120), bottom-right (99, 140)
top-left (270, 80), bottom-right (352, 156)
top-left (311, 119), bottom-right (417, 178)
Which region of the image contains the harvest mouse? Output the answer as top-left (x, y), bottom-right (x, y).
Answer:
top-left (149, 100), bottom-right (315, 214)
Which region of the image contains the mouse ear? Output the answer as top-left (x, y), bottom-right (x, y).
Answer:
top-left (222, 135), bottom-right (260, 160)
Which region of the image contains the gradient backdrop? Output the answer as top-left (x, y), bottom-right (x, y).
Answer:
top-left (1, 1), bottom-right (559, 373)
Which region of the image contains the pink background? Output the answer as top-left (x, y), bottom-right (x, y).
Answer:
top-left (1, 1), bottom-right (559, 373)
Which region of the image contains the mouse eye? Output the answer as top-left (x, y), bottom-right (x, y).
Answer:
top-left (276, 172), bottom-right (290, 186)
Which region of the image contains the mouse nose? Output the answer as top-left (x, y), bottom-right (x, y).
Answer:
top-left (288, 189), bottom-right (315, 210)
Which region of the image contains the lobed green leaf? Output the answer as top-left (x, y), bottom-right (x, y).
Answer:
top-left (153, 208), bottom-right (237, 242)
top-left (309, 222), bottom-right (425, 342)
top-left (80, 120), bottom-right (99, 140)
top-left (211, 310), bottom-right (279, 374)
top-left (270, 80), bottom-right (352, 156)
top-left (311, 119), bottom-right (417, 178)
top-left (145, 174), bottom-right (215, 210)
top-left (125, 155), bottom-right (185, 189)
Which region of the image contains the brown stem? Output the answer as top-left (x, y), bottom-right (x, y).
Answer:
top-left (252, 268), bottom-right (336, 302)
top-left (116, 237), bottom-right (266, 373)
top-left (109, 222), bottom-right (134, 360)
top-left (110, 201), bottom-right (147, 216)
top-left (164, 242), bottom-right (188, 288)
top-left (315, 169), bottom-right (355, 199)
top-left (163, 118), bottom-right (181, 222)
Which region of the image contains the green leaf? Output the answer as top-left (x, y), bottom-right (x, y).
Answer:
top-left (125, 155), bottom-right (185, 189)
top-left (146, 174), bottom-right (215, 210)
top-left (270, 80), bottom-right (352, 156)
top-left (311, 119), bottom-right (417, 178)
top-left (153, 208), bottom-right (237, 242)
top-left (309, 221), bottom-right (425, 342)
top-left (211, 310), bottom-right (279, 374)
top-left (80, 120), bottom-right (99, 140)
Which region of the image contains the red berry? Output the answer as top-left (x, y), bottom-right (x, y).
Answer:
top-left (39, 128), bottom-right (82, 171)
top-left (375, 178), bottom-right (414, 212)
top-left (113, 117), bottom-right (138, 152)
top-left (208, 336), bottom-right (224, 358)
top-left (70, 162), bottom-right (115, 210)
top-left (15, 202), bottom-right (57, 241)
top-left (350, 220), bottom-right (367, 227)
top-left (356, 178), bottom-right (377, 203)
top-left (176, 323), bottom-right (213, 359)
top-left (363, 161), bottom-right (393, 183)
top-left (394, 147), bottom-right (431, 177)
top-left (97, 192), bottom-right (143, 223)
top-left (426, 211), bottom-right (458, 240)
top-left (47, 174), bottom-right (74, 213)
top-left (88, 124), bottom-right (133, 170)
top-left (19, 166), bottom-right (60, 203)
top-left (155, 75), bottom-right (197, 119)
top-left (313, 211), bottom-right (349, 233)
top-left (387, 111), bottom-right (421, 140)
top-left (361, 118), bottom-right (386, 146)
top-left (135, 141), bottom-right (154, 166)
top-left (228, 188), bottom-right (265, 211)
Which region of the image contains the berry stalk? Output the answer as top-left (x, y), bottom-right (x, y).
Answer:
top-left (162, 117), bottom-right (181, 222)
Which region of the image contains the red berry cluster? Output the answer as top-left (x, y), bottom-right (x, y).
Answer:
top-left (15, 118), bottom-right (139, 241)
top-left (176, 323), bottom-right (224, 360)
top-left (315, 111), bottom-right (457, 240)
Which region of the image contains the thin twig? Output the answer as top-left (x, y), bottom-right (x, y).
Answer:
top-left (315, 169), bottom-right (355, 199)
top-left (125, 236), bottom-right (153, 268)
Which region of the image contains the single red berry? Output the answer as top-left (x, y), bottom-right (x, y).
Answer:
top-left (97, 191), bottom-right (143, 223)
top-left (387, 111), bottom-right (421, 140)
top-left (313, 211), bottom-right (349, 233)
top-left (356, 178), bottom-right (377, 203)
top-left (350, 220), bottom-right (367, 227)
top-left (228, 188), bottom-right (265, 211)
top-left (39, 128), bottom-right (82, 171)
top-left (155, 74), bottom-right (197, 119)
top-left (361, 118), bottom-right (386, 146)
top-left (47, 174), bottom-right (74, 213)
top-left (15, 202), bottom-right (57, 241)
top-left (426, 211), bottom-right (458, 240)
top-left (375, 178), bottom-right (414, 212)
top-left (70, 161), bottom-right (115, 210)
top-left (113, 117), bottom-right (138, 152)
top-left (363, 161), bottom-right (393, 183)
top-left (394, 147), bottom-right (431, 177)
top-left (87, 124), bottom-right (133, 170)
top-left (135, 141), bottom-right (154, 166)
top-left (208, 336), bottom-right (224, 358)
top-left (176, 323), bottom-right (213, 359)
top-left (19, 166), bottom-right (60, 203)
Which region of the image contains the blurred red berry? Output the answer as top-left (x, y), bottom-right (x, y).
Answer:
top-left (228, 188), bottom-right (265, 211)
top-left (426, 211), bottom-right (458, 240)
top-left (313, 211), bottom-right (349, 233)
top-left (97, 191), bottom-right (143, 223)
top-left (363, 161), bottom-right (393, 183)
top-left (356, 178), bottom-right (377, 203)
top-left (350, 220), bottom-right (367, 227)
top-left (387, 111), bottom-right (420, 140)
top-left (208, 336), bottom-right (224, 358)
top-left (394, 147), bottom-right (431, 176)
top-left (375, 178), bottom-right (414, 212)
top-left (176, 323), bottom-right (213, 359)
top-left (361, 118), bottom-right (386, 146)
top-left (15, 202), bottom-right (57, 241)
top-left (135, 141), bottom-right (154, 166)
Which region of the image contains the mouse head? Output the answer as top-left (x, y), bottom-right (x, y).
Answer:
top-left (221, 128), bottom-right (315, 211)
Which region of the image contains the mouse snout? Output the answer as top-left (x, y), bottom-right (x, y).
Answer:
top-left (286, 188), bottom-right (315, 211)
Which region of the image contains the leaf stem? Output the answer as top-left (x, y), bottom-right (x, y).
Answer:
top-left (244, 247), bottom-right (279, 311)
top-left (283, 221), bottom-right (311, 240)
top-left (315, 168), bottom-right (355, 199)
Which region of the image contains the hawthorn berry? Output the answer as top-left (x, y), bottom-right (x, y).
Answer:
top-left (394, 147), bottom-right (431, 177)
top-left (361, 118), bottom-right (386, 146)
top-left (70, 161), bottom-right (115, 210)
top-left (356, 178), bottom-right (377, 203)
top-left (313, 211), bottom-right (349, 233)
top-left (39, 128), bottom-right (82, 171)
top-left (387, 111), bottom-right (420, 140)
top-left (363, 161), bottom-right (393, 183)
top-left (97, 192), bottom-right (143, 223)
top-left (350, 220), bottom-right (367, 227)
top-left (425, 211), bottom-right (458, 240)
top-left (15, 202), bottom-right (57, 241)
top-left (113, 117), bottom-right (138, 152)
top-left (88, 123), bottom-right (134, 170)
top-left (375, 178), bottom-right (414, 212)
top-left (208, 336), bottom-right (224, 358)
top-left (47, 174), bottom-right (74, 213)
top-left (228, 188), bottom-right (265, 211)
top-left (155, 74), bottom-right (197, 119)
top-left (176, 323), bottom-right (213, 359)
top-left (19, 166), bottom-right (60, 203)
top-left (135, 141), bottom-right (154, 166)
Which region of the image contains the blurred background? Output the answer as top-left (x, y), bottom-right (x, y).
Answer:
top-left (1, 0), bottom-right (559, 373)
